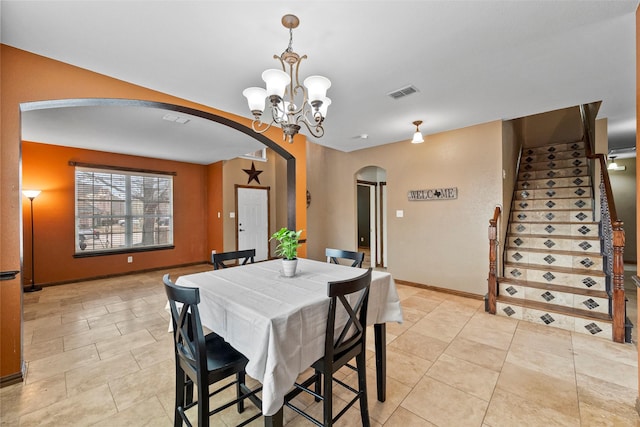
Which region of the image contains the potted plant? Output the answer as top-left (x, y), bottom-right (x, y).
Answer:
top-left (270, 227), bottom-right (302, 277)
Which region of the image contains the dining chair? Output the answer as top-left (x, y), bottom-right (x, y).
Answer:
top-left (212, 249), bottom-right (256, 270)
top-left (284, 268), bottom-right (372, 427)
top-left (325, 248), bottom-right (365, 268)
top-left (164, 274), bottom-right (262, 427)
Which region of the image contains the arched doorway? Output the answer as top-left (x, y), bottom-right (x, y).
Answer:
top-left (355, 166), bottom-right (387, 268)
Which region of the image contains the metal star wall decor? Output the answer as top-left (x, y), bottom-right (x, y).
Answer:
top-left (243, 161), bottom-right (263, 185)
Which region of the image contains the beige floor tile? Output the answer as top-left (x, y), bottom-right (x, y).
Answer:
top-left (25, 344), bottom-right (100, 384)
top-left (115, 311), bottom-right (167, 335)
top-left (398, 295), bottom-right (442, 314)
top-left (30, 319), bottom-right (90, 344)
top-left (65, 351), bottom-right (141, 396)
top-left (0, 374), bottom-right (67, 423)
top-left (63, 323), bottom-right (121, 351)
top-left (108, 358), bottom-right (175, 411)
top-left (401, 376), bottom-right (488, 427)
top-left (82, 295), bottom-right (124, 309)
top-left (384, 348), bottom-right (432, 387)
top-left (95, 328), bottom-right (157, 360)
top-left (23, 314), bottom-right (62, 336)
top-left (427, 353), bottom-right (499, 401)
top-left (495, 361), bottom-right (580, 419)
top-left (130, 333), bottom-right (175, 369)
top-left (23, 336), bottom-right (64, 362)
top-left (573, 348), bottom-right (637, 390)
top-left (383, 406), bottom-right (436, 426)
top-left (389, 329), bottom-right (448, 362)
top-left (457, 320), bottom-right (515, 351)
top-left (444, 336), bottom-right (507, 372)
top-left (87, 308), bottom-right (137, 329)
top-left (511, 322), bottom-right (575, 358)
top-left (506, 342), bottom-right (576, 382)
top-left (579, 401), bottom-right (639, 427)
top-left (60, 305), bottom-right (109, 324)
top-left (18, 384), bottom-right (118, 426)
top-left (409, 312), bottom-right (468, 343)
top-left (572, 332), bottom-right (638, 366)
top-left (575, 372), bottom-right (639, 421)
top-left (484, 387), bottom-right (581, 427)
top-left (92, 395), bottom-right (172, 426)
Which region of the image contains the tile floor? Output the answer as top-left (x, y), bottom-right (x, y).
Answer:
top-left (1, 264), bottom-right (638, 426)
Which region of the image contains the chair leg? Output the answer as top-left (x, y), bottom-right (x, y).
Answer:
top-left (197, 381), bottom-right (210, 427)
top-left (314, 369), bottom-right (322, 402)
top-left (174, 366), bottom-right (186, 427)
top-left (356, 353), bottom-right (370, 427)
top-left (323, 369), bottom-right (333, 427)
top-left (236, 371), bottom-right (246, 413)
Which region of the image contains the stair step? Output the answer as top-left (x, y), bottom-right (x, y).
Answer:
top-left (519, 166), bottom-right (588, 180)
top-left (506, 235), bottom-right (600, 253)
top-left (509, 222), bottom-right (599, 237)
top-left (521, 158), bottom-right (588, 171)
top-left (516, 176), bottom-right (590, 190)
top-left (504, 263), bottom-right (606, 291)
top-left (515, 187), bottom-right (592, 199)
top-left (512, 198), bottom-right (593, 211)
top-left (505, 248), bottom-right (603, 270)
top-left (521, 149), bottom-right (585, 162)
top-left (495, 298), bottom-right (612, 338)
top-left (522, 141), bottom-right (585, 155)
top-left (499, 277), bottom-right (608, 298)
top-left (511, 210), bottom-right (595, 223)
top-left (498, 281), bottom-right (609, 314)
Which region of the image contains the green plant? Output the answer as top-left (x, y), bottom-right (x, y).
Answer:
top-left (270, 228), bottom-right (302, 260)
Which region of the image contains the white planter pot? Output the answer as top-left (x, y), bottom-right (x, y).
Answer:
top-left (282, 258), bottom-right (298, 277)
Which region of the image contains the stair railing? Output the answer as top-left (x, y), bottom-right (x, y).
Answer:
top-left (487, 205), bottom-right (501, 314)
top-left (580, 104), bottom-right (626, 343)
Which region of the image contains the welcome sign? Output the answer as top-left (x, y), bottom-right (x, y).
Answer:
top-left (408, 187), bottom-right (458, 201)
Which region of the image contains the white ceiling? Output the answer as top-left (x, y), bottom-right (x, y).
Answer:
top-left (2, 1), bottom-right (638, 164)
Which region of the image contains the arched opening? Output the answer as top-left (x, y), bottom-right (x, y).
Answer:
top-left (355, 166), bottom-right (387, 268)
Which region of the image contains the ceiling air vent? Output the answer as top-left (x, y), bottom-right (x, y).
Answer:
top-left (387, 85), bottom-right (419, 100)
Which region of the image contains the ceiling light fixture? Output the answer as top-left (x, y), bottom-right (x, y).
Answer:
top-left (608, 156), bottom-right (618, 170)
top-left (411, 120), bottom-right (424, 143)
top-left (243, 14), bottom-right (331, 143)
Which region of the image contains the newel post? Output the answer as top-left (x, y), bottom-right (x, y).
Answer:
top-left (612, 221), bottom-right (625, 343)
top-left (487, 217), bottom-right (498, 314)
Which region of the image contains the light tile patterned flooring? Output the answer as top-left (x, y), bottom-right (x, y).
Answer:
top-left (1, 264), bottom-right (638, 426)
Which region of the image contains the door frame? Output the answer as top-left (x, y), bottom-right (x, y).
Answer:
top-left (235, 184), bottom-right (271, 260)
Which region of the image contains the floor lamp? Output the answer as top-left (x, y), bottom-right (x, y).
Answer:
top-left (23, 190), bottom-right (42, 292)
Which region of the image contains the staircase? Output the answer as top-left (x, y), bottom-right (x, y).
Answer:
top-left (495, 141), bottom-right (616, 338)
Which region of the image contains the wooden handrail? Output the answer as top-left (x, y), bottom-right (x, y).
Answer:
top-left (580, 103), bottom-right (626, 343)
top-left (487, 206), bottom-right (501, 314)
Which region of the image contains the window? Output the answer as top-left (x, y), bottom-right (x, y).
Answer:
top-left (75, 166), bottom-right (173, 254)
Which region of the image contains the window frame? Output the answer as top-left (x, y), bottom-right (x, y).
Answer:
top-left (74, 165), bottom-right (174, 257)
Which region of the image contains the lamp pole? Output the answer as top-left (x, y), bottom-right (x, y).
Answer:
top-left (23, 190), bottom-right (42, 292)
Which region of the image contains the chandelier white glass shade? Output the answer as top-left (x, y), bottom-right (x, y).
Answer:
top-left (243, 14), bottom-right (331, 143)
top-left (411, 120), bottom-right (424, 143)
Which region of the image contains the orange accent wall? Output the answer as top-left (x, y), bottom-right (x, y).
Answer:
top-left (22, 142), bottom-right (211, 284)
top-left (636, 5), bottom-right (639, 408)
top-left (0, 45), bottom-right (307, 380)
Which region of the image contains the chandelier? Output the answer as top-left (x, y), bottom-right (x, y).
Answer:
top-left (242, 14), bottom-right (331, 143)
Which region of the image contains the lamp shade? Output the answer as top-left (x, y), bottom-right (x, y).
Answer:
top-left (303, 75), bottom-right (331, 103)
top-left (411, 131), bottom-right (424, 144)
top-left (243, 87), bottom-right (267, 113)
top-left (262, 69), bottom-right (290, 98)
top-left (318, 97), bottom-right (331, 118)
top-left (22, 190), bottom-right (41, 199)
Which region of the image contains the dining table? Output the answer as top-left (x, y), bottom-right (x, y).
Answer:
top-left (173, 257), bottom-right (403, 426)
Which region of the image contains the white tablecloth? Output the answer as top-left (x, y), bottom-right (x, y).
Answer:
top-left (173, 258), bottom-right (403, 416)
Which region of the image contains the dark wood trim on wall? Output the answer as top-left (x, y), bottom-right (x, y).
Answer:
top-left (22, 98), bottom-right (297, 230)
top-left (357, 179), bottom-right (378, 186)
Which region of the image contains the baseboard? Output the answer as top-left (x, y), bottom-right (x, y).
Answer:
top-left (393, 279), bottom-right (483, 300)
top-left (33, 261), bottom-right (208, 288)
top-left (0, 365), bottom-right (24, 388)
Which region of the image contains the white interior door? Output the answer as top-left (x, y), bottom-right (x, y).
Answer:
top-left (237, 187), bottom-right (269, 261)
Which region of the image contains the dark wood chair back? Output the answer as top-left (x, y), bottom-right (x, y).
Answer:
top-left (212, 249), bottom-right (256, 270)
top-left (325, 248), bottom-right (365, 268)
